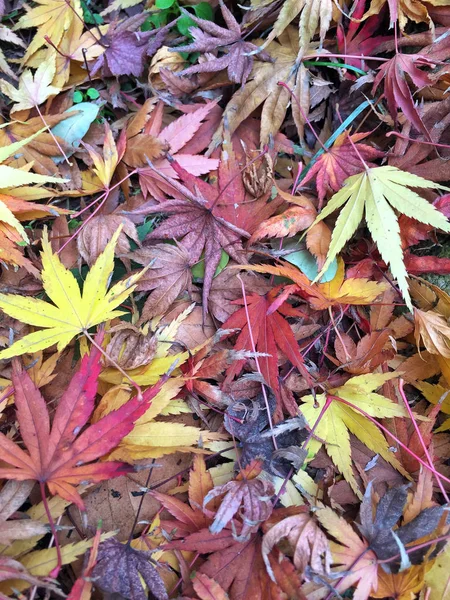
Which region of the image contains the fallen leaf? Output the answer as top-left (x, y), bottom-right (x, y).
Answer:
top-left (0, 226), bottom-right (144, 359)
top-left (299, 373), bottom-right (409, 496)
top-left (91, 538), bottom-right (168, 600)
top-left (310, 166), bottom-right (450, 310)
top-left (0, 341), bottom-right (167, 508)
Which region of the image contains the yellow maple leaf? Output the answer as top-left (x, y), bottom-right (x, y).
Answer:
top-left (13, 0), bottom-right (83, 64)
top-left (299, 373), bottom-right (409, 497)
top-left (0, 226), bottom-right (148, 359)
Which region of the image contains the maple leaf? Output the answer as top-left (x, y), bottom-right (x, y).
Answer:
top-left (130, 243), bottom-right (192, 320)
top-left (316, 505), bottom-right (379, 600)
top-left (137, 101), bottom-right (220, 196)
top-left (174, 0), bottom-right (271, 84)
top-left (424, 541), bottom-right (450, 599)
top-left (336, 0), bottom-right (390, 77)
top-left (13, 0), bottom-right (83, 64)
top-left (223, 287), bottom-right (310, 418)
top-left (372, 54), bottom-right (435, 138)
top-left (299, 373), bottom-right (409, 496)
top-left (203, 461), bottom-right (275, 540)
top-left (83, 123), bottom-right (120, 191)
top-left (299, 132), bottom-right (383, 203)
top-left (249, 187), bottom-right (330, 264)
top-left (243, 258), bottom-right (388, 311)
top-left (262, 510), bottom-right (331, 582)
top-left (0, 557), bottom-right (60, 596)
top-left (0, 342), bottom-right (167, 508)
top-left (0, 56), bottom-right (60, 113)
top-left (216, 26), bottom-right (303, 144)
top-left (259, 0), bottom-right (332, 56)
top-left (151, 455), bottom-right (215, 538)
top-left (362, 0), bottom-right (445, 29)
top-left (192, 573), bottom-right (229, 600)
top-left (358, 483), bottom-right (445, 571)
top-left (78, 214), bottom-right (140, 266)
top-left (91, 538), bottom-right (168, 600)
top-left (137, 159), bottom-right (249, 321)
top-left (166, 499), bottom-right (309, 600)
top-left (91, 14), bottom-right (170, 78)
top-left (0, 113), bottom-right (71, 176)
top-left (0, 226), bottom-right (146, 359)
top-left (104, 323), bottom-right (158, 371)
top-left (414, 308), bottom-right (450, 357)
top-left (310, 166), bottom-right (450, 310)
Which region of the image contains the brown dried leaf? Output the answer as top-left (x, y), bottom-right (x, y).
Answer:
top-left (262, 512), bottom-right (331, 581)
top-left (131, 243), bottom-right (192, 320)
top-left (105, 324), bottom-right (158, 370)
top-left (122, 133), bottom-right (168, 168)
top-left (414, 308), bottom-right (450, 357)
top-left (77, 215), bottom-right (140, 266)
top-left (0, 480), bottom-right (49, 544)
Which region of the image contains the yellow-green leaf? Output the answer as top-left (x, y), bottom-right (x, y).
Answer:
top-left (299, 373), bottom-right (409, 497)
top-left (312, 166), bottom-right (450, 310)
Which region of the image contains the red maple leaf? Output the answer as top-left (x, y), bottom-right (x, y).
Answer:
top-left (0, 340), bottom-right (164, 509)
top-left (299, 132), bottom-right (383, 203)
top-left (372, 53), bottom-right (435, 137)
top-left (223, 287), bottom-right (310, 420)
top-left (337, 0), bottom-right (390, 76)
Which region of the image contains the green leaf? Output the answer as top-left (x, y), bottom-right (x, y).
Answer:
top-left (193, 2), bottom-right (213, 20)
top-left (285, 248), bottom-right (337, 283)
top-left (177, 14), bottom-right (194, 35)
top-left (156, 0), bottom-right (176, 7)
top-left (86, 88), bottom-right (100, 100)
top-left (192, 250), bottom-right (229, 280)
top-left (73, 90), bottom-right (84, 103)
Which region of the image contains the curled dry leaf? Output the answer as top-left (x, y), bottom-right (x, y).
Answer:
top-left (203, 466), bottom-right (275, 540)
top-left (78, 215), bottom-right (140, 266)
top-left (414, 308), bottom-right (450, 357)
top-left (105, 324), bottom-right (158, 370)
top-left (91, 538), bottom-right (168, 600)
top-left (262, 512), bottom-right (331, 582)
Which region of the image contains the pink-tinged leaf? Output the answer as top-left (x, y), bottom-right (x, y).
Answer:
top-left (192, 573), bottom-right (229, 600)
top-left (159, 101), bottom-right (219, 154)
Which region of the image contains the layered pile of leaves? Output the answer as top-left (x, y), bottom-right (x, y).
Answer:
top-left (1, 0), bottom-right (450, 598)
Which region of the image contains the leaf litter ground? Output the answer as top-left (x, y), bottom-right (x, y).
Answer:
top-left (0, 1), bottom-right (450, 599)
